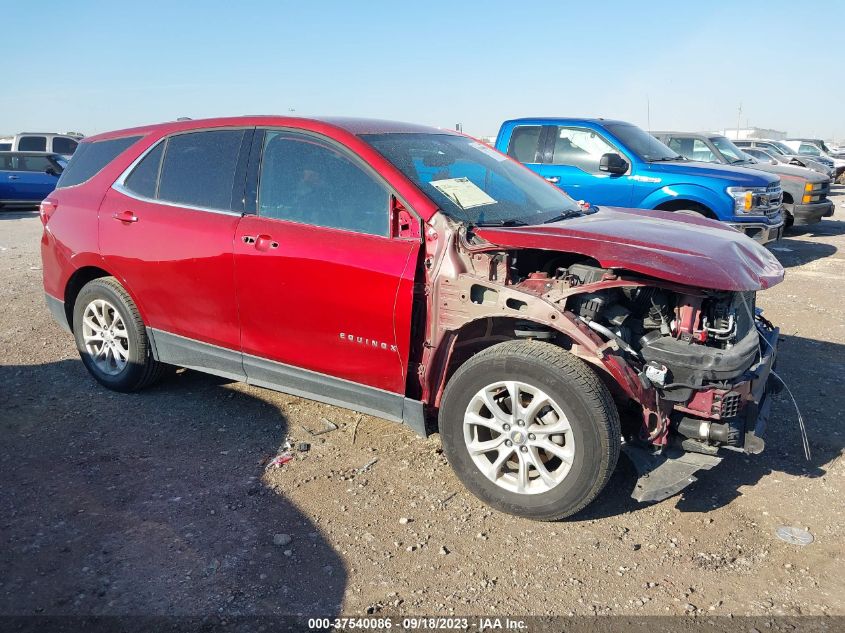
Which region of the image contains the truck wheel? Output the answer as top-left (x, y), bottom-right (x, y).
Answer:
top-left (782, 203), bottom-right (795, 228)
top-left (439, 340), bottom-right (620, 521)
top-left (72, 277), bottom-right (166, 392)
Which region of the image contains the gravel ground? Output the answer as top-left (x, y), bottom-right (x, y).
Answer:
top-left (1, 197), bottom-right (843, 618)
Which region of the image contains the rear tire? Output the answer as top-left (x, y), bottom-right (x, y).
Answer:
top-left (439, 340), bottom-right (621, 521)
top-left (72, 277), bottom-right (166, 392)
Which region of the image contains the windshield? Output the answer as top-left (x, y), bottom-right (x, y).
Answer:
top-left (710, 136), bottom-right (750, 163)
top-left (603, 123), bottom-right (680, 161)
top-left (745, 149), bottom-right (775, 162)
top-left (763, 141), bottom-right (790, 156)
top-left (362, 133), bottom-right (582, 226)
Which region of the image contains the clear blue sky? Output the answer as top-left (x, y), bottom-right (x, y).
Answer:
top-left (3, 0), bottom-right (844, 139)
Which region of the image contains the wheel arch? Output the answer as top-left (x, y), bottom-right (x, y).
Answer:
top-left (426, 314), bottom-right (634, 414)
top-left (64, 266), bottom-right (148, 332)
top-left (641, 183), bottom-right (723, 218)
top-left (653, 198), bottom-right (718, 219)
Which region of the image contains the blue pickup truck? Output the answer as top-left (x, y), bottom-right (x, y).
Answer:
top-left (494, 118), bottom-right (784, 243)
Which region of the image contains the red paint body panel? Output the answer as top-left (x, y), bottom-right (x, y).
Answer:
top-left (98, 188), bottom-right (243, 350)
top-left (475, 207), bottom-right (785, 292)
top-left (234, 216), bottom-right (418, 393)
top-left (41, 186), bottom-right (106, 302)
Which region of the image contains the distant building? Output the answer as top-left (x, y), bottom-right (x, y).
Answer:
top-left (721, 127), bottom-right (786, 141)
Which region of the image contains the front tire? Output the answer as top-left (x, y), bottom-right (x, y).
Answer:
top-left (72, 277), bottom-right (166, 392)
top-left (439, 340), bottom-right (621, 521)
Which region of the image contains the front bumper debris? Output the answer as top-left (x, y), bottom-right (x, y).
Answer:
top-left (623, 443), bottom-right (722, 503)
top-left (626, 321), bottom-right (778, 503)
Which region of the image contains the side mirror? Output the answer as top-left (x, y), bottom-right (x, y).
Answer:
top-left (599, 152), bottom-right (628, 175)
top-left (46, 166), bottom-right (60, 177)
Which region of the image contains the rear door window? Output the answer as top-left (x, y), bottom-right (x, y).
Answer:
top-left (157, 130), bottom-right (245, 210)
top-left (57, 136), bottom-right (141, 188)
top-left (18, 136), bottom-right (47, 151)
top-left (507, 126), bottom-right (543, 163)
top-left (52, 137), bottom-right (79, 155)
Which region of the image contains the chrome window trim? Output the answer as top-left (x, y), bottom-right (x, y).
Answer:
top-left (111, 129), bottom-right (253, 218)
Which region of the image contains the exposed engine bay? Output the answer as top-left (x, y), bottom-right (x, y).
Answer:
top-left (510, 252), bottom-right (778, 451)
top-left (420, 224), bottom-right (781, 501)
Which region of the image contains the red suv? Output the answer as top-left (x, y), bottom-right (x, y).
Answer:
top-left (41, 116), bottom-right (784, 520)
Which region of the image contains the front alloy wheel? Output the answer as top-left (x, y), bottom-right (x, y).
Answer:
top-left (464, 381), bottom-right (575, 495)
top-left (439, 340), bottom-right (620, 521)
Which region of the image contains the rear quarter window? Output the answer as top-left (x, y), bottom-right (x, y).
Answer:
top-left (18, 136), bottom-right (47, 151)
top-left (52, 137), bottom-right (79, 155)
top-left (156, 130), bottom-right (245, 210)
top-left (57, 136), bottom-right (141, 188)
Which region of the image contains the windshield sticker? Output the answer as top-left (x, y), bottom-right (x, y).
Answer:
top-left (430, 177), bottom-right (498, 209)
top-left (469, 141), bottom-right (508, 162)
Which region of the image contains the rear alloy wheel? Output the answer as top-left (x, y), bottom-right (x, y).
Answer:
top-left (439, 340), bottom-right (621, 521)
top-left (81, 299), bottom-right (130, 375)
top-left (72, 277), bottom-right (167, 392)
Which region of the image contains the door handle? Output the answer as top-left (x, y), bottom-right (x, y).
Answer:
top-left (8, 175), bottom-right (20, 180)
top-left (112, 211), bottom-right (138, 223)
top-left (242, 234), bottom-right (279, 250)
top-left (255, 234), bottom-right (279, 251)
top-left (544, 176), bottom-right (560, 184)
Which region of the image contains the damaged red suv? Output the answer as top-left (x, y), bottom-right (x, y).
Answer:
top-left (41, 117), bottom-right (784, 520)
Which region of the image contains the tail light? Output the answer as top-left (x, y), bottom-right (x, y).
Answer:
top-left (39, 197), bottom-right (58, 225)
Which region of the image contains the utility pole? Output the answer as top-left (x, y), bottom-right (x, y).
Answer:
top-left (736, 103), bottom-right (742, 139)
top-left (646, 95), bottom-right (651, 132)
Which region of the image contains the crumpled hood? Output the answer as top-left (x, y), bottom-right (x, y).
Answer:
top-left (474, 207), bottom-right (785, 292)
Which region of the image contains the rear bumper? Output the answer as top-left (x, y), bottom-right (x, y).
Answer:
top-left (45, 293), bottom-right (70, 333)
top-left (791, 200), bottom-right (833, 225)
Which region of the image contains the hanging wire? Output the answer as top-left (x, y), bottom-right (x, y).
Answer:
top-left (738, 293), bottom-right (810, 461)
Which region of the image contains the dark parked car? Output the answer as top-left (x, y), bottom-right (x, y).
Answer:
top-left (0, 151), bottom-right (64, 209)
top-left (41, 116), bottom-right (783, 520)
top-left (653, 132), bottom-right (833, 227)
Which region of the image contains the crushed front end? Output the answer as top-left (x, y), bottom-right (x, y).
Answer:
top-left (543, 266), bottom-right (781, 502)
top-left (486, 254), bottom-right (783, 503)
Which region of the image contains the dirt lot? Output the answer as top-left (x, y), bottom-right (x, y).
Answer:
top-left (1, 198), bottom-right (843, 618)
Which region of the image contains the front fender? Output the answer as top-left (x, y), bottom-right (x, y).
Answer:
top-left (639, 183), bottom-right (730, 218)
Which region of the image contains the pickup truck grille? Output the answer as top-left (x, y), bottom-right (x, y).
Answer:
top-left (765, 183), bottom-right (782, 208)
